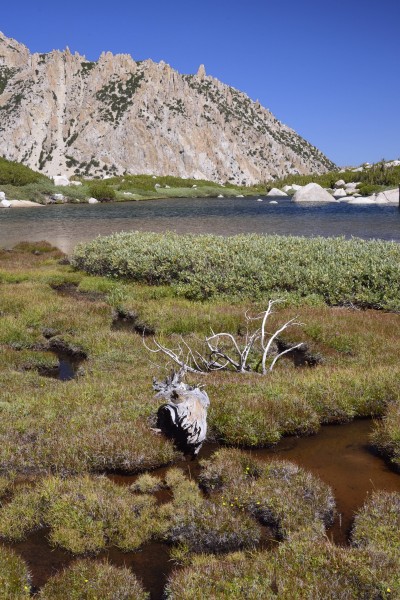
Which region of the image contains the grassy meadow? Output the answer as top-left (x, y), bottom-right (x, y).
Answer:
top-left (0, 240), bottom-right (399, 596)
top-left (0, 156), bottom-right (265, 204)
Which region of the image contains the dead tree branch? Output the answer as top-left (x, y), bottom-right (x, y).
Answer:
top-left (144, 300), bottom-right (305, 375)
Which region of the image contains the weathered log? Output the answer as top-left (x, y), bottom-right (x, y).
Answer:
top-left (153, 370), bottom-right (209, 456)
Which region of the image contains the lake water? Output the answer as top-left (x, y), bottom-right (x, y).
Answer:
top-left (1, 196), bottom-right (400, 253)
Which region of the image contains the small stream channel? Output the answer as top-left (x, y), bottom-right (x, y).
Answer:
top-left (7, 419), bottom-right (400, 598)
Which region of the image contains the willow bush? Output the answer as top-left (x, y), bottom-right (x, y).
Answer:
top-left (72, 232), bottom-right (400, 309)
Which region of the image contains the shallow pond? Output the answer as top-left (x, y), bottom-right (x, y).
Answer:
top-left (1, 197), bottom-right (400, 253)
top-left (9, 419), bottom-right (400, 598)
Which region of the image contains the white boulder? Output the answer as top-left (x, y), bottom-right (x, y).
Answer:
top-left (53, 175), bottom-right (70, 187)
top-left (269, 200), bottom-right (278, 204)
top-left (344, 182), bottom-right (358, 190)
top-left (292, 183), bottom-right (336, 203)
top-left (291, 184), bottom-right (303, 191)
top-left (266, 188), bottom-right (288, 197)
top-left (332, 188), bottom-right (347, 199)
top-left (52, 193), bottom-right (65, 202)
top-left (236, 194), bottom-right (244, 197)
top-left (9, 200), bottom-right (42, 207)
top-left (374, 189), bottom-right (399, 204)
top-left (282, 185), bottom-right (292, 192)
top-left (334, 179), bottom-right (346, 188)
top-left (69, 181), bottom-right (82, 186)
top-left (155, 184), bottom-right (161, 188)
top-left (88, 197), bottom-right (99, 204)
top-left (0, 198), bottom-right (11, 208)
top-left (0, 191), bottom-right (6, 201)
top-left (217, 194), bottom-right (224, 198)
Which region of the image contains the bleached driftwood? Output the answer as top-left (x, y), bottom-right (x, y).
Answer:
top-left (153, 369), bottom-right (209, 456)
top-left (145, 300), bottom-right (304, 375)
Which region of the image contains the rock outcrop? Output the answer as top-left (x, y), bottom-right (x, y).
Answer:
top-left (0, 31), bottom-right (335, 185)
top-left (292, 183), bottom-right (336, 203)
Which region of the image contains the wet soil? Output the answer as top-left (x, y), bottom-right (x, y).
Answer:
top-left (5, 420), bottom-right (400, 598)
top-left (35, 352), bottom-right (83, 381)
top-left (111, 309), bottom-right (155, 336)
top-left (51, 282), bottom-right (105, 302)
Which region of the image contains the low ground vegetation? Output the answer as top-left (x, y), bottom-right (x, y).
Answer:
top-left (38, 559), bottom-right (149, 599)
top-left (0, 546), bottom-right (31, 599)
top-left (199, 449), bottom-right (335, 539)
top-left (0, 242), bottom-right (399, 596)
top-left (0, 157), bottom-right (265, 203)
top-left (72, 231), bottom-right (400, 309)
top-left (165, 534), bottom-right (399, 599)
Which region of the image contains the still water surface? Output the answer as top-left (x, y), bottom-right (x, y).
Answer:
top-left (1, 196), bottom-right (400, 253)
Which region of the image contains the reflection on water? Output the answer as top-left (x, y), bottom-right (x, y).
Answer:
top-left (1, 196), bottom-right (399, 253)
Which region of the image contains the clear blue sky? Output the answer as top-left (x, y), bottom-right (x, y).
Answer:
top-left (2, 0), bottom-right (399, 166)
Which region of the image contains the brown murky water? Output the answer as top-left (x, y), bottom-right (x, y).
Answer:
top-left (7, 420), bottom-right (400, 598)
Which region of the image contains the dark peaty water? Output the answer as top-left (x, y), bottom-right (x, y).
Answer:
top-left (1, 197), bottom-right (400, 253)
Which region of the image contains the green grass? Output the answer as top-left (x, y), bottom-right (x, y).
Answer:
top-left (0, 158), bottom-right (266, 203)
top-left (0, 243), bottom-right (399, 596)
top-left (352, 491), bottom-right (400, 560)
top-left (38, 559), bottom-right (149, 599)
top-left (1, 243), bottom-right (400, 471)
top-left (72, 231), bottom-right (400, 309)
top-left (0, 546), bottom-right (30, 599)
top-left (199, 449), bottom-right (335, 540)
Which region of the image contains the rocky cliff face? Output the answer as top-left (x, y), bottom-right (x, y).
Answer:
top-left (0, 32), bottom-right (335, 184)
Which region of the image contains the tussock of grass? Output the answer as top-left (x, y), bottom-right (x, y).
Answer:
top-left (0, 476), bottom-right (159, 554)
top-left (131, 473), bottom-right (164, 494)
top-left (199, 449), bottom-right (335, 539)
top-left (352, 491), bottom-right (400, 560)
top-left (72, 232), bottom-right (400, 308)
top-left (0, 546), bottom-right (30, 599)
top-left (162, 468), bottom-right (261, 554)
top-left (38, 559), bottom-right (149, 599)
top-left (166, 538), bottom-right (399, 599)
top-left (371, 404), bottom-right (400, 471)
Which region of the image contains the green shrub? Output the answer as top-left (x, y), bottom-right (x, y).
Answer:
top-left (38, 559), bottom-right (149, 599)
top-left (0, 156), bottom-right (49, 186)
top-left (358, 183), bottom-right (382, 196)
top-left (72, 232), bottom-right (400, 309)
top-left (88, 181), bottom-right (116, 201)
top-left (265, 162), bottom-right (400, 192)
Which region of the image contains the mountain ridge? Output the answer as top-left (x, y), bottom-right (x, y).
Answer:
top-left (0, 31), bottom-right (335, 184)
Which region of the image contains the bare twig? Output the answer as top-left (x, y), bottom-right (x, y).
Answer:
top-left (143, 301), bottom-right (305, 375)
